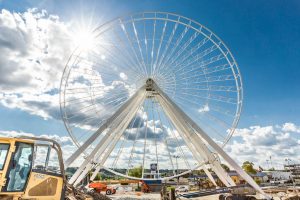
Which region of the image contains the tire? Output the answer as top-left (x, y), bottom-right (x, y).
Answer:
top-left (106, 189), bottom-right (112, 195)
top-left (185, 190), bottom-right (188, 192)
top-left (219, 194), bottom-right (225, 200)
top-left (224, 195), bottom-right (233, 200)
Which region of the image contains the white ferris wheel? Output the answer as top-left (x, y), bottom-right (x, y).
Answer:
top-left (59, 12), bottom-right (266, 196)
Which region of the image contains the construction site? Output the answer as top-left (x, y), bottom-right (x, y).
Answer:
top-left (0, 5), bottom-right (299, 200)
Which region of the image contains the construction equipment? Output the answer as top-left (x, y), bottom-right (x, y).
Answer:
top-left (0, 136), bottom-right (92, 200)
top-left (88, 180), bottom-right (150, 194)
top-left (88, 182), bottom-right (116, 195)
top-left (141, 180), bottom-right (150, 193)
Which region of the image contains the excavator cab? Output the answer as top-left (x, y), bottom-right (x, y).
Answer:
top-left (0, 136), bottom-right (65, 200)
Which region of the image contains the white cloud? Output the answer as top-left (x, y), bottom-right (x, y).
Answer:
top-left (282, 122), bottom-right (300, 133)
top-left (0, 8), bottom-right (73, 93)
top-left (0, 8), bottom-right (75, 119)
top-left (198, 104), bottom-right (210, 113)
top-left (225, 122), bottom-right (300, 169)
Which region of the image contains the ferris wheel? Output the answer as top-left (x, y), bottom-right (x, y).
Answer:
top-left (59, 12), bottom-right (267, 196)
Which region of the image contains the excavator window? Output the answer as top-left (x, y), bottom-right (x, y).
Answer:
top-left (0, 144), bottom-right (10, 170)
top-left (32, 145), bottom-right (62, 176)
top-left (2, 142), bottom-right (33, 192)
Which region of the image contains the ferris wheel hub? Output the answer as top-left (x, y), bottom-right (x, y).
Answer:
top-left (145, 78), bottom-right (155, 93)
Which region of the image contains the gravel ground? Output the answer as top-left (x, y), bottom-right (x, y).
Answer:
top-left (109, 192), bottom-right (160, 200)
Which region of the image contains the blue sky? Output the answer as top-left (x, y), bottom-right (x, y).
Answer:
top-left (2, 0), bottom-right (299, 126)
top-left (0, 0), bottom-right (300, 168)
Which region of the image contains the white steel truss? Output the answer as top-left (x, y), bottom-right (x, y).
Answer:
top-left (67, 79), bottom-right (270, 199)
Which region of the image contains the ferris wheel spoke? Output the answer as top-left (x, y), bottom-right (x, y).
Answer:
top-left (110, 32), bottom-right (148, 81)
top-left (204, 112), bottom-right (232, 131)
top-left (74, 53), bottom-right (143, 85)
top-left (141, 15), bottom-right (149, 67)
top-left (126, 111), bottom-right (145, 176)
top-left (153, 100), bottom-right (176, 174)
top-left (100, 26), bottom-right (143, 73)
top-left (65, 104), bottom-right (98, 120)
top-left (175, 73), bottom-right (235, 84)
top-left (65, 81), bottom-right (120, 93)
top-left (158, 20), bottom-right (191, 73)
top-left (66, 96), bottom-right (127, 128)
top-left (174, 94), bottom-right (235, 119)
top-left (174, 99), bottom-right (229, 141)
top-left (153, 20), bottom-right (168, 76)
top-left (178, 85), bottom-right (237, 93)
top-left (154, 20), bottom-right (179, 79)
top-left (169, 36), bottom-right (209, 70)
top-left (202, 63), bottom-right (231, 75)
top-left (160, 101), bottom-right (192, 170)
top-left (103, 29), bottom-right (147, 80)
top-left (171, 40), bottom-right (219, 73)
top-left (168, 53), bottom-right (225, 78)
top-left (88, 49), bottom-right (142, 80)
top-left (149, 18), bottom-right (157, 76)
top-left (63, 86), bottom-right (127, 105)
top-left (131, 18), bottom-right (148, 76)
top-left (102, 29), bottom-right (144, 80)
top-left (119, 19), bottom-right (148, 77)
top-left (151, 99), bottom-right (160, 174)
top-left (177, 91), bottom-right (237, 104)
top-left (111, 107), bottom-right (140, 170)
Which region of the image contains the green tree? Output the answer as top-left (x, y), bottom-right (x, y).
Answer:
top-left (128, 166), bottom-right (142, 178)
top-left (94, 173), bottom-right (101, 181)
top-left (242, 161), bottom-right (257, 174)
top-left (221, 164), bottom-right (230, 172)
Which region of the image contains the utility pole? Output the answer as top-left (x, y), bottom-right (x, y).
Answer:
top-left (173, 155), bottom-right (180, 185)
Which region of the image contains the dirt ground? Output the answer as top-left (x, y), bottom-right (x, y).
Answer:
top-left (109, 192), bottom-right (288, 200)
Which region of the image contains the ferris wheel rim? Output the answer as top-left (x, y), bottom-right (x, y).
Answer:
top-left (59, 12), bottom-right (243, 180)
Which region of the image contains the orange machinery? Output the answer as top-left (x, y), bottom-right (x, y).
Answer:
top-left (88, 182), bottom-right (116, 195)
top-left (88, 180), bottom-right (151, 194)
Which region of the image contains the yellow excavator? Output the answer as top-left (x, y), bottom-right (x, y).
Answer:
top-left (0, 136), bottom-right (66, 199)
top-left (0, 136), bottom-right (93, 200)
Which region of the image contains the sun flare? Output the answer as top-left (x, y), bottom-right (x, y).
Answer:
top-left (72, 29), bottom-right (95, 50)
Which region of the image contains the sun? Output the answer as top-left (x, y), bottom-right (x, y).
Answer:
top-left (72, 29), bottom-right (96, 50)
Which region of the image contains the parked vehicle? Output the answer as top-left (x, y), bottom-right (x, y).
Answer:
top-left (175, 185), bottom-right (189, 192)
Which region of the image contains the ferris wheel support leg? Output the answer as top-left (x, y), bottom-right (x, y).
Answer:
top-left (157, 95), bottom-right (234, 187)
top-left (90, 130), bottom-right (126, 182)
top-left (202, 165), bottom-right (218, 187)
top-left (73, 162), bottom-right (93, 186)
top-left (65, 87), bottom-right (145, 168)
top-left (89, 113), bottom-right (140, 182)
top-left (69, 90), bottom-right (146, 185)
top-left (90, 164), bottom-right (102, 181)
top-left (156, 86), bottom-right (271, 199)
